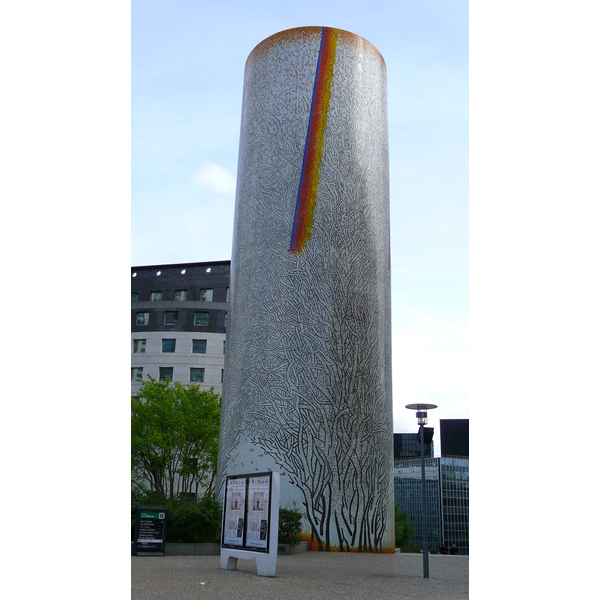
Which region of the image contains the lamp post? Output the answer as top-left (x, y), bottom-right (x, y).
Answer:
top-left (405, 403), bottom-right (437, 579)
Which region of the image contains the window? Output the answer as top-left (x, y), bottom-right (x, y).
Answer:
top-left (151, 291), bottom-right (163, 301)
top-left (162, 339), bottom-right (176, 353)
top-left (194, 312), bottom-right (209, 326)
top-left (221, 369), bottom-right (224, 383)
top-left (217, 311), bottom-right (227, 328)
top-left (131, 292), bottom-right (139, 302)
top-left (226, 287), bottom-right (230, 302)
top-left (192, 339), bottom-right (207, 354)
top-left (175, 290), bottom-right (188, 301)
top-left (190, 367), bottom-right (205, 383)
top-left (164, 311), bottom-right (179, 325)
top-left (131, 367), bottom-right (143, 382)
top-left (223, 340), bottom-right (226, 354)
top-left (136, 312), bottom-right (149, 326)
top-left (133, 339), bottom-right (146, 353)
top-left (200, 288), bottom-right (213, 302)
top-left (159, 367), bottom-right (173, 381)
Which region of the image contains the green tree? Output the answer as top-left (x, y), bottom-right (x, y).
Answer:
top-left (131, 376), bottom-right (221, 501)
top-left (395, 504), bottom-right (414, 548)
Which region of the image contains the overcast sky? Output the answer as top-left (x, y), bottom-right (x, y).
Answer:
top-left (131, 0), bottom-right (469, 453)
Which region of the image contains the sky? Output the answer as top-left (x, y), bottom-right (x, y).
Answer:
top-left (131, 0), bottom-right (469, 454)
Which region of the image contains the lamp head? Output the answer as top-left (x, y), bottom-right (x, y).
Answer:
top-left (405, 403), bottom-right (438, 427)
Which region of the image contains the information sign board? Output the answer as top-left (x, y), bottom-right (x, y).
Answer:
top-left (133, 507), bottom-right (168, 556)
top-left (221, 472), bottom-right (272, 553)
top-left (221, 472), bottom-right (280, 577)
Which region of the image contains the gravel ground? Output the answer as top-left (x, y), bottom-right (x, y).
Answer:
top-left (132, 552), bottom-right (468, 599)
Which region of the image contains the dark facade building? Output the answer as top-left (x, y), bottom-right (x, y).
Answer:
top-left (394, 430), bottom-right (434, 460)
top-left (440, 419), bottom-right (469, 457)
top-left (131, 260), bottom-right (230, 398)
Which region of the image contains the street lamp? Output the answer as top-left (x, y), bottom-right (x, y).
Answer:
top-left (405, 403), bottom-right (437, 579)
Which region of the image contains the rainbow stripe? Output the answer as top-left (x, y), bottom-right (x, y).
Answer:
top-left (289, 27), bottom-right (338, 253)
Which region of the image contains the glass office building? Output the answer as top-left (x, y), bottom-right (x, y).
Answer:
top-left (394, 431), bottom-right (434, 460)
top-left (394, 457), bottom-right (441, 552)
top-left (394, 456), bottom-right (469, 555)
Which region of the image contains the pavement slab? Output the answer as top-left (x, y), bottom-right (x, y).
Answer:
top-left (131, 552), bottom-right (468, 599)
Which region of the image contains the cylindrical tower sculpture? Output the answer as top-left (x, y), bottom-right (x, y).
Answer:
top-left (217, 26), bottom-right (394, 552)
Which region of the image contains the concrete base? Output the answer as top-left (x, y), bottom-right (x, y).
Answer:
top-left (133, 541), bottom-right (311, 557)
top-left (278, 541), bottom-right (309, 555)
top-left (164, 543), bottom-right (220, 556)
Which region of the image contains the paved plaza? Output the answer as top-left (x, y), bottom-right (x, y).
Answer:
top-left (131, 551), bottom-right (468, 599)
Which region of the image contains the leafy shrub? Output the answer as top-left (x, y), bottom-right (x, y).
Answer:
top-left (167, 493), bottom-right (222, 543)
top-left (132, 490), bottom-right (222, 543)
top-left (278, 506), bottom-right (303, 545)
top-left (395, 503), bottom-right (414, 548)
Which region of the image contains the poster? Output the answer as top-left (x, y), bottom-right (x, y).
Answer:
top-left (245, 475), bottom-right (271, 550)
top-left (221, 471), bottom-right (273, 553)
top-left (223, 476), bottom-right (246, 547)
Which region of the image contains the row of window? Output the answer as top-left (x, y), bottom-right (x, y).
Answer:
top-left (133, 338), bottom-right (225, 354)
top-left (131, 366), bottom-right (224, 384)
top-left (132, 288), bottom-right (229, 303)
top-left (135, 311), bottom-right (226, 327)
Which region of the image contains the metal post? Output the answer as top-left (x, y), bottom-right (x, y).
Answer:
top-left (420, 424), bottom-right (429, 578)
top-left (405, 403), bottom-right (436, 580)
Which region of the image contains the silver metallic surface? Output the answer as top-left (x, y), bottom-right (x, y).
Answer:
top-left (217, 27), bottom-right (393, 552)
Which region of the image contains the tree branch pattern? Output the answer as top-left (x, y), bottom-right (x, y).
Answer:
top-left (217, 27), bottom-right (394, 552)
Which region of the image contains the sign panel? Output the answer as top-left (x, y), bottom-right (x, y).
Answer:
top-left (222, 472), bottom-right (273, 553)
top-left (223, 476), bottom-right (247, 547)
top-left (133, 507), bottom-right (168, 556)
top-left (245, 476), bottom-right (270, 550)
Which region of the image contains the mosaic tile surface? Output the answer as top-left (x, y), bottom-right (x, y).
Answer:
top-left (217, 27), bottom-right (394, 552)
